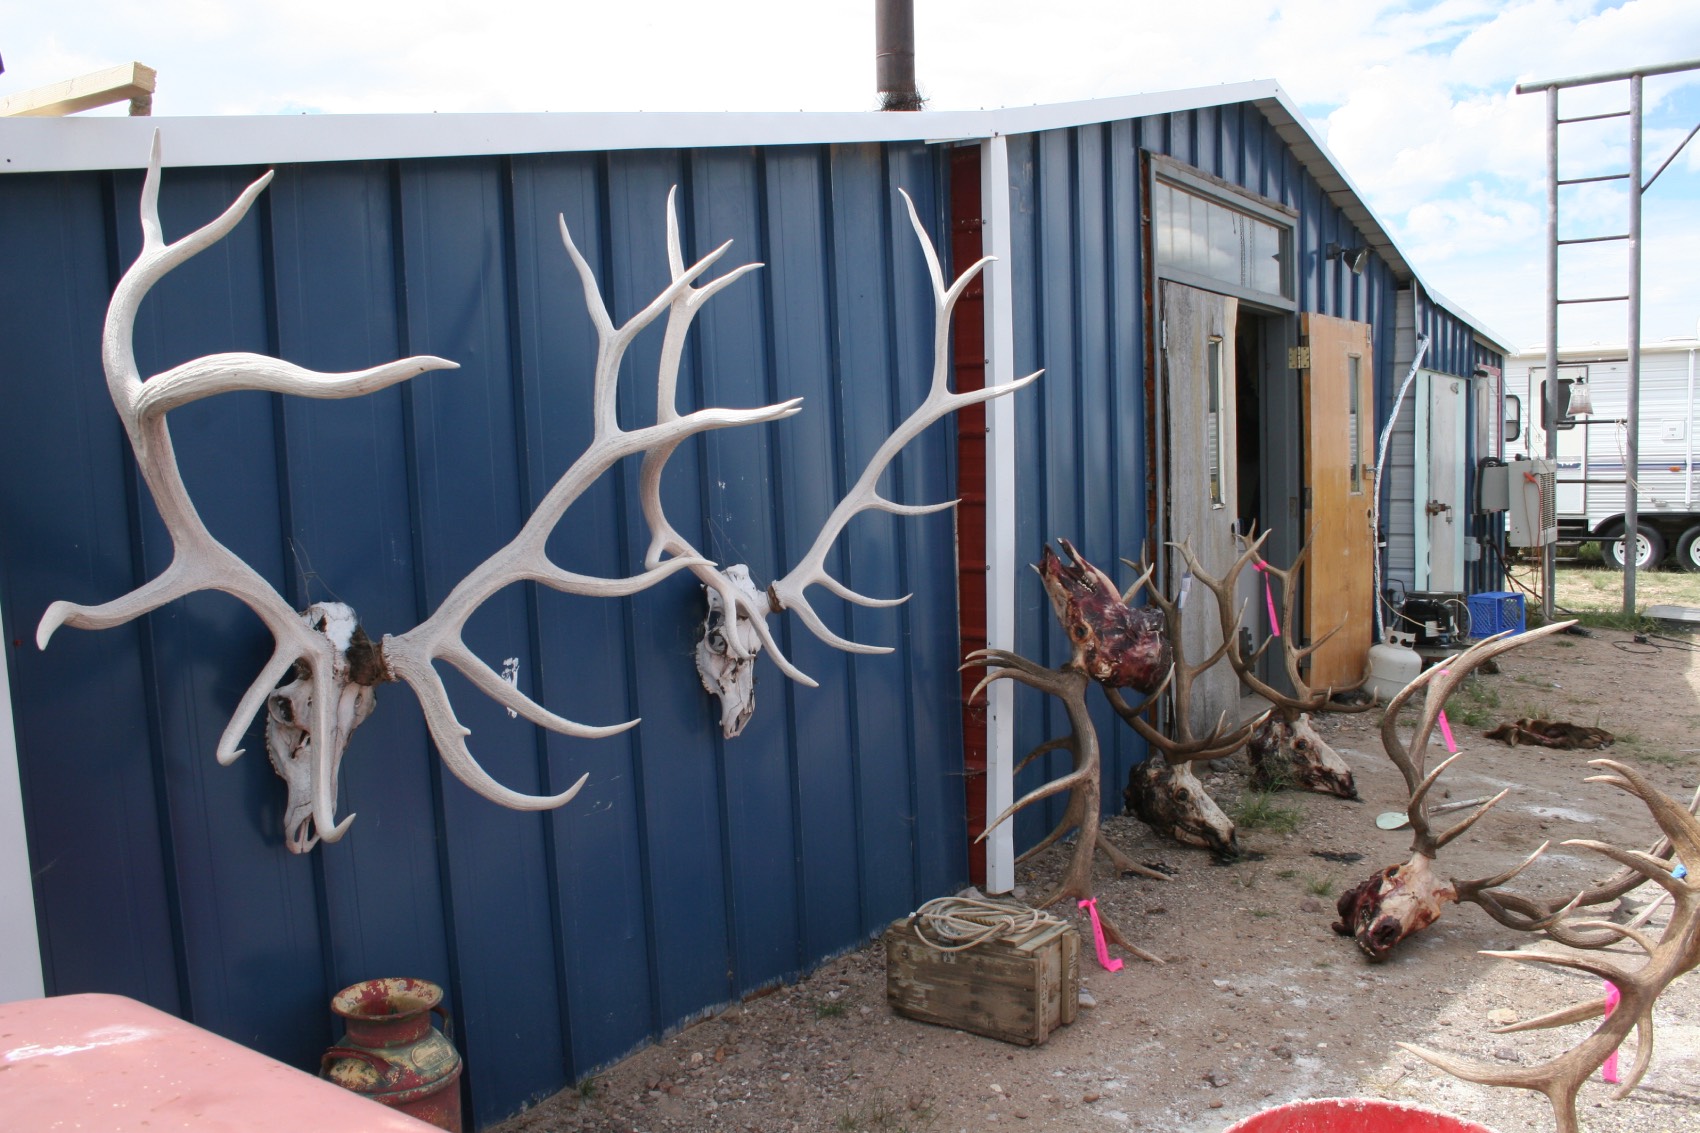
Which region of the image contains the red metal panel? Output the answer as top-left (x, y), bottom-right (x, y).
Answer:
top-left (949, 145), bottom-right (989, 887)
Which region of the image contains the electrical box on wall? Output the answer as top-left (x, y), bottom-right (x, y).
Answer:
top-left (1478, 462), bottom-right (1510, 512)
top-left (1507, 458), bottom-right (1557, 546)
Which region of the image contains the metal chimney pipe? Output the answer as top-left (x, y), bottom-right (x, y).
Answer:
top-left (876, 0), bottom-right (922, 111)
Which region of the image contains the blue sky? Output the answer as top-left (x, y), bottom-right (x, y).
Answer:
top-left (4, 0), bottom-right (1697, 350)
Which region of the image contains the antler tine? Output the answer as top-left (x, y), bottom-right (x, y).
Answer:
top-left (767, 189), bottom-right (1041, 650)
top-left (1118, 557), bottom-right (1157, 605)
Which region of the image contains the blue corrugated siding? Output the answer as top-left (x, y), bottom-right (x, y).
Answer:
top-left (0, 141), bottom-right (967, 1126)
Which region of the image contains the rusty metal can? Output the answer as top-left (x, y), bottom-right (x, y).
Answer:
top-left (322, 977), bottom-right (463, 1132)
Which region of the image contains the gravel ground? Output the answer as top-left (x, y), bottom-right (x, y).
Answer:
top-left (494, 623), bottom-right (1700, 1133)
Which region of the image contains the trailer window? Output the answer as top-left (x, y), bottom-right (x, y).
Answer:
top-left (1504, 394), bottom-right (1522, 443)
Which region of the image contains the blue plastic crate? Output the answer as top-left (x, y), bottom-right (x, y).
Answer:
top-left (1468, 591), bottom-right (1525, 638)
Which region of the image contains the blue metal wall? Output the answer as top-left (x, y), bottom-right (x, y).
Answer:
top-left (0, 141), bottom-right (971, 1126)
top-left (998, 102), bottom-right (1406, 845)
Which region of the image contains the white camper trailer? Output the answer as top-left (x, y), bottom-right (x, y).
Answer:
top-left (1504, 338), bottom-right (1700, 569)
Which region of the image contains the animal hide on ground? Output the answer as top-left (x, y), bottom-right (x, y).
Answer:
top-left (1483, 718), bottom-right (1614, 750)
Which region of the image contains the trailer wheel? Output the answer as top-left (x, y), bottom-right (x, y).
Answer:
top-left (1604, 524), bottom-right (1665, 571)
top-left (1677, 526), bottom-right (1700, 573)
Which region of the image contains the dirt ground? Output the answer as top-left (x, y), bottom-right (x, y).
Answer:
top-left (495, 620), bottom-right (1700, 1133)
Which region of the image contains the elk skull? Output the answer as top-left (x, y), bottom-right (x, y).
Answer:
top-left (1333, 853), bottom-right (1455, 961)
top-left (264, 603), bottom-right (385, 853)
top-left (1249, 714), bottom-right (1357, 799)
top-left (1124, 758), bottom-right (1238, 859)
top-left (1038, 538), bottom-right (1169, 692)
top-left (695, 565), bottom-right (767, 738)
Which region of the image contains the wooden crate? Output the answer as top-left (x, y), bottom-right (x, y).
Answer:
top-left (882, 916), bottom-right (1080, 1046)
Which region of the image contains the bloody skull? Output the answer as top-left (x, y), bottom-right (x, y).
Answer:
top-left (1037, 539), bottom-right (1170, 692)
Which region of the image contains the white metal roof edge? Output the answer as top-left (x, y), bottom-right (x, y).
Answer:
top-left (0, 78), bottom-right (1513, 349)
top-left (1508, 338), bottom-right (1700, 360)
top-left (0, 82), bottom-right (1286, 174)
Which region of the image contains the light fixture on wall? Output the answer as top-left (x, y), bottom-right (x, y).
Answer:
top-left (1327, 242), bottom-right (1371, 275)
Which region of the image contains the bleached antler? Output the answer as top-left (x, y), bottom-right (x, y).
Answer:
top-left (640, 188), bottom-right (1041, 734)
top-left (38, 136), bottom-right (800, 850)
top-left (38, 135), bottom-right (458, 850)
top-left (381, 195), bottom-right (803, 808)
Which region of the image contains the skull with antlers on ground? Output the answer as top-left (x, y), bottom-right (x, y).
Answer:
top-left (1334, 622), bottom-right (1576, 960)
top-left (963, 540), bottom-right (1176, 961)
top-left (1401, 758), bottom-right (1700, 1133)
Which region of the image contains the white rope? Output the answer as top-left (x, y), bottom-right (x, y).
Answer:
top-left (909, 895), bottom-right (1063, 952)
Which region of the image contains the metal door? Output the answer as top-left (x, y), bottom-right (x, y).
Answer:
top-left (1300, 313), bottom-right (1375, 689)
top-left (1162, 282), bottom-right (1240, 735)
top-left (1415, 370), bottom-right (1468, 591)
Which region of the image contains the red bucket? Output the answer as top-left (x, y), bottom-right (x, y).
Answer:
top-left (1223, 1098), bottom-right (1500, 1133)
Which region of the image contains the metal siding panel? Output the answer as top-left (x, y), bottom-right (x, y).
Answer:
top-left (1105, 119), bottom-right (1150, 795)
top-left (507, 152), bottom-right (658, 1071)
top-left (602, 150), bottom-right (736, 1031)
top-left (1069, 128), bottom-right (1127, 805)
top-left (827, 147), bottom-right (917, 927)
top-left (772, 145), bottom-right (862, 956)
top-left (687, 146), bottom-right (802, 990)
top-left (112, 164), bottom-right (330, 1065)
top-left (396, 157), bottom-right (566, 1125)
top-left (0, 172), bottom-right (184, 1011)
top-left (266, 162), bottom-right (457, 1029)
top-left (1029, 128), bottom-right (1079, 842)
top-left (883, 143), bottom-right (965, 904)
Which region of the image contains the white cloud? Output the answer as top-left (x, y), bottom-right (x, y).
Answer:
top-left (4, 0), bottom-right (1696, 343)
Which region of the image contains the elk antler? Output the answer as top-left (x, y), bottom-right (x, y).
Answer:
top-left (1177, 527), bottom-right (1371, 800)
top-left (381, 194), bottom-right (804, 810)
top-left (37, 136), bottom-right (457, 850)
top-left (639, 188), bottom-right (1042, 735)
top-left (39, 136), bottom-right (800, 850)
top-left (1401, 759), bottom-right (1700, 1133)
top-left (963, 648), bottom-right (1167, 964)
top-left (1334, 622), bottom-right (1573, 959)
top-left (1106, 543), bottom-right (1268, 858)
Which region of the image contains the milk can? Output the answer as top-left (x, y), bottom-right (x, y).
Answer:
top-left (322, 977), bottom-right (463, 1132)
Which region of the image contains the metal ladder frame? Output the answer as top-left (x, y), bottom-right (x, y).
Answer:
top-left (1516, 58), bottom-right (1700, 618)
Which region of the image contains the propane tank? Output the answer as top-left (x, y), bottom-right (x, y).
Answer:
top-left (1366, 640), bottom-right (1423, 702)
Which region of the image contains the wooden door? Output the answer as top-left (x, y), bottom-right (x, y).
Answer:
top-left (1163, 282), bottom-right (1241, 735)
top-left (1301, 313), bottom-right (1375, 688)
top-left (1415, 371), bottom-right (1467, 591)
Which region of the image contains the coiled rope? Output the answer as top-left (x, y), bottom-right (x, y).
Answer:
top-left (909, 895), bottom-right (1062, 952)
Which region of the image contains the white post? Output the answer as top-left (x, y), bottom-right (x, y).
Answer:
top-left (0, 600), bottom-right (45, 1002)
top-left (981, 136), bottom-right (1018, 894)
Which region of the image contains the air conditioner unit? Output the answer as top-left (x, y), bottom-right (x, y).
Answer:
top-left (1507, 458), bottom-right (1557, 546)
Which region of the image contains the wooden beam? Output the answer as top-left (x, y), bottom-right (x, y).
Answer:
top-left (0, 62), bottom-right (156, 118)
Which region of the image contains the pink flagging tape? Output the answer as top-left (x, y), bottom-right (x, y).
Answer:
top-left (1603, 981), bottom-right (1622, 1083)
top-left (1254, 562), bottom-right (1280, 636)
top-left (1436, 669), bottom-right (1458, 752)
top-left (1079, 897), bottom-right (1123, 972)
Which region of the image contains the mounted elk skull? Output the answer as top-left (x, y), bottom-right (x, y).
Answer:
top-left (641, 189), bottom-right (1039, 737)
top-left (1402, 759), bottom-right (1700, 1133)
top-left (962, 541), bottom-right (1174, 962)
top-left (1334, 622), bottom-right (1573, 960)
top-left (37, 134), bottom-right (1036, 848)
top-left (1105, 544), bottom-right (1267, 858)
top-left (1178, 529), bottom-right (1373, 800)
